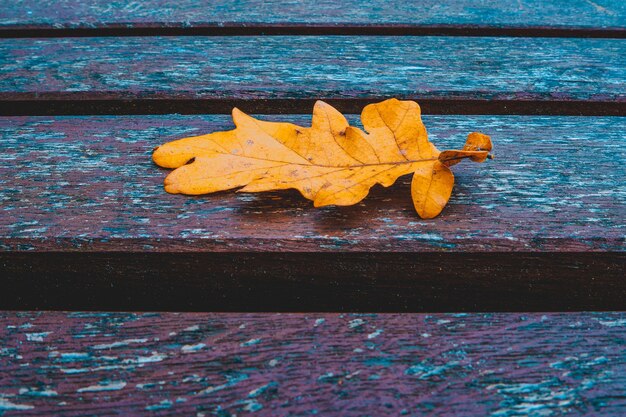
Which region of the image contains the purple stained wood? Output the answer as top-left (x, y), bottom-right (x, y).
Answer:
top-left (0, 0), bottom-right (624, 29)
top-left (0, 114), bottom-right (624, 252)
top-left (0, 36), bottom-right (624, 104)
top-left (0, 311), bottom-right (624, 416)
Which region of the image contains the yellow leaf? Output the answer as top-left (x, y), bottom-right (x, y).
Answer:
top-left (411, 161), bottom-right (454, 219)
top-left (153, 98), bottom-right (492, 218)
top-left (440, 131), bottom-right (493, 167)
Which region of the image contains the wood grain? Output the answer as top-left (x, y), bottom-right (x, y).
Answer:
top-left (1, 114), bottom-right (624, 253)
top-left (1, 0), bottom-right (624, 29)
top-left (0, 36), bottom-right (624, 113)
top-left (1, 1), bottom-right (624, 414)
top-left (1, 114), bottom-right (624, 311)
top-left (0, 312), bottom-right (624, 416)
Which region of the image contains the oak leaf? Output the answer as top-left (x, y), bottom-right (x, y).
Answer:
top-left (153, 98), bottom-right (492, 218)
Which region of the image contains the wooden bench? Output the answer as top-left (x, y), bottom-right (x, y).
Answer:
top-left (0, 1), bottom-right (624, 415)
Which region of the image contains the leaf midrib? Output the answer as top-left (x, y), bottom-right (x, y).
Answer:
top-left (206, 150), bottom-right (440, 168)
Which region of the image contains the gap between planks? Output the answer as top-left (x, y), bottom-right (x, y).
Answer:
top-left (1, 24), bottom-right (625, 38)
top-left (1, 98), bottom-right (625, 116)
top-left (1, 253), bottom-right (624, 312)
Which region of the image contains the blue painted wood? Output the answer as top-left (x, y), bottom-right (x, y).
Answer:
top-left (0, 36), bottom-right (624, 103)
top-left (0, 2), bottom-right (623, 415)
top-left (0, 312), bottom-right (624, 416)
top-left (0, 114), bottom-right (624, 252)
top-left (0, 0), bottom-right (624, 28)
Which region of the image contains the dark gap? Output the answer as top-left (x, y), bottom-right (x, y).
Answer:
top-left (0, 24), bottom-right (625, 38)
top-left (1, 252), bottom-right (624, 312)
top-left (1, 98), bottom-right (624, 116)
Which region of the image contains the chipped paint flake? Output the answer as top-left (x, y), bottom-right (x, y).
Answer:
top-left (18, 388), bottom-right (58, 397)
top-left (349, 319), bottom-right (365, 329)
top-left (241, 338), bottom-right (261, 347)
top-left (181, 343), bottom-right (206, 353)
top-left (145, 400), bottom-right (173, 411)
top-left (248, 382), bottom-right (278, 398)
top-left (77, 381), bottom-right (127, 393)
top-left (598, 319), bottom-right (626, 327)
top-left (0, 398), bottom-right (34, 411)
top-left (367, 329), bottom-right (383, 339)
top-left (92, 338), bottom-right (148, 350)
top-left (25, 332), bottom-right (51, 342)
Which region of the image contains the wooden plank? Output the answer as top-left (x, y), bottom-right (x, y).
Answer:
top-left (0, 0), bottom-right (624, 30)
top-left (1, 114), bottom-right (623, 253)
top-left (0, 114), bottom-right (624, 311)
top-left (0, 36), bottom-right (624, 116)
top-left (0, 311), bottom-right (624, 416)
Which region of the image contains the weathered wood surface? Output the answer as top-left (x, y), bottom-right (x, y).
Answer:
top-left (1, 0), bottom-right (624, 29)
top-left (0, 312), bottom-right (624, 416)
top-left (2, 114), bottom-right (624, 311)
top-left (1, 36), bottom-right (624, 113)
top-left (1, 114), bottom-right (624, 253)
